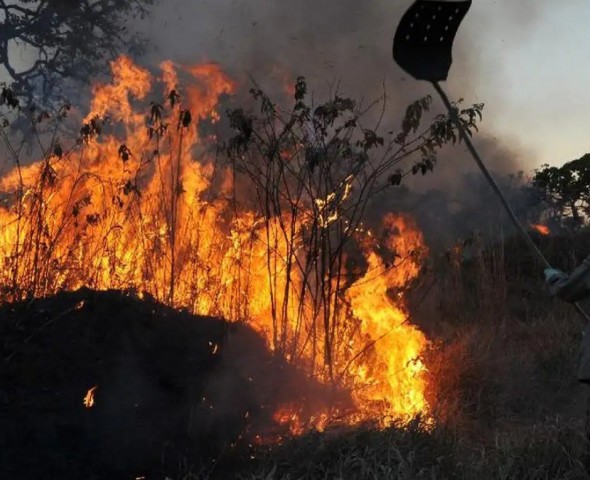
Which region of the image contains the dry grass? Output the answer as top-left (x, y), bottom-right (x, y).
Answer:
top-left (195, 233), bottom-right (590, 479)
top-left (237, 419), bottom-right (589, 480)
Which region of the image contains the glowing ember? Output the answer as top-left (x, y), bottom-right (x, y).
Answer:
top-left (209, 341), bottom-right (219, 355)
top-left (0, 56), bottom-right (431, 433)
top-left (273, 404), bottom-right (330, 437)
top-left (84, 386), bottom-right (97, 408)
top-left (531, 223), bottom-right (550, 236)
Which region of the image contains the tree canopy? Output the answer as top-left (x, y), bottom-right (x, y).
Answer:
top-left (0, 0), bottom-right (155, 101)
top-left (532, 153), bottom-right (590, 230)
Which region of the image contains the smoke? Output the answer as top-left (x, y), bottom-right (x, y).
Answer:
top-left (141, 1), bottom-right (428, 106)
top-left (137, 0), bottom-right (551, 108)
top-left (133, 0), bottom-right (552, 248)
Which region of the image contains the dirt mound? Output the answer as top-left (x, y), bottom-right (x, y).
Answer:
top-left (0, 289), bottom-right (339, 479)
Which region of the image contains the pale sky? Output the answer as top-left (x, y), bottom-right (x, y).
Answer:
top-left (456, 0), bottom-right (590, 169)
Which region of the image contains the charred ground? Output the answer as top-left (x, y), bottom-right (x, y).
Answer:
top-left (0, 288), bottom-right (345, 479)
top-left (2, 230), bottom-right (590, 480)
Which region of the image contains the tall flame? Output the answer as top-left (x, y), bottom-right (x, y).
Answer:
top-left (347, 215), bottom-right (429, 424)
top-left (0, 56), bottom-right (430, 432)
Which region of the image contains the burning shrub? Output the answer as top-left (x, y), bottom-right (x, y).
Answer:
top-left (0, 56), bottom-right (484, 432)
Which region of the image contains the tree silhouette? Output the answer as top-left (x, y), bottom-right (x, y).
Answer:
top-left (532, 153), bottom-right (590, 230)
top-left (0, 0), bottom-right (155, 101)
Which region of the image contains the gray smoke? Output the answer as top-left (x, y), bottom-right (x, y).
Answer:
top-left (134, 0), bottom-right (553, 247)
top-left (137, 0), bottom-right (551, 108)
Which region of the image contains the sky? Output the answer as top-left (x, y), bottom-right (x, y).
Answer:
top-left (462, 0), bottom-right (590, 170)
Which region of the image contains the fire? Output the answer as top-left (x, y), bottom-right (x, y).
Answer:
top-left (531, 223), bottom-right (550, 236)
top-left (84, 386), bottom-right (97, 408)
top-left (346, 215), bottom-right (429, 424)
top-left (273, 404), bottom-right (330, 437)
top-left (0, 56), bottom-right (431, 433)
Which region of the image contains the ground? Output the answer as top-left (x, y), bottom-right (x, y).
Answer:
top-left (0, 288), bottom-right (333, 479)
top-left (2, 232), bottom-right (590, 480)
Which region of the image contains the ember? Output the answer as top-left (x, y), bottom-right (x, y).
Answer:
top-left (531, 224), bottom-right (550, 236)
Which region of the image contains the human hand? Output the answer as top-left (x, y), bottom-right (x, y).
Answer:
top-left (544, 268), bottom-right (567, 286)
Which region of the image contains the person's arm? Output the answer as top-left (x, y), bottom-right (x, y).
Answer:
top-left (545, 256), bottom-right (590, 303)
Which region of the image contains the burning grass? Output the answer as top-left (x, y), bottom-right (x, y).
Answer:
top-left (531, 223), bottom-right (551, 236)
top-left (2, 277), bottom-right (588, 479)
top-left (3, 53), bottom-right (588, 479)
top-left (235, 234), bottom-right (590, 480)
top-left (0, 55), bottom-right (450, 431)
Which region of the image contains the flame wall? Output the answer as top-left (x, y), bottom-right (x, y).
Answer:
top-left (0, 57), bottom-right (430, 431)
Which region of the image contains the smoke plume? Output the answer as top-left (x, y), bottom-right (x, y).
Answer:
top-left (135, 0), bottom-right (551, 247)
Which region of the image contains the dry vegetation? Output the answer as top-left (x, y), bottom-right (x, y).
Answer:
top-left (231, 233), bottom-right (590, 480)
top-left (211, 235), bottom-right (589, 480)
top-left (2, 60), bottom-right (590, 479)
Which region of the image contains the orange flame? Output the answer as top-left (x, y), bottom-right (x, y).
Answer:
top-left (531, 223), bottom-right (550, 236)
top-left (0, 56), bottom-right (431, 433)
top-left (346, 215), bottom-right (429, 424)
top-left (84, 386), bottom-right (97, 408)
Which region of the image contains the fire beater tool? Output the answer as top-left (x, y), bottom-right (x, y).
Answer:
top-left (393, 0), bottom-right (590, 322)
